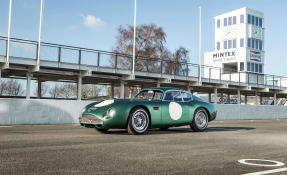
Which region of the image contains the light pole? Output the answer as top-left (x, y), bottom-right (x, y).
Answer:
top-left (198, 6), bottom-right (202, 84)
top-left (36, 0), bottom-right (44, 71)
top-left (132, 0), bottom-right (137, 76)
top-left (4, 0), bottom-right (13, 69)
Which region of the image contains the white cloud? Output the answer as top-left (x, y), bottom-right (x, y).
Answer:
top-left (82, 15), bottom-right (105, 28)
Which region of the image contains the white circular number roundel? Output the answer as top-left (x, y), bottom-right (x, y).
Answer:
top-left (169, 102), bottom-right (182, 120)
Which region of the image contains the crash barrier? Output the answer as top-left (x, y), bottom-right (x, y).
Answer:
top-left (0, 99), bottom-right (287, 125)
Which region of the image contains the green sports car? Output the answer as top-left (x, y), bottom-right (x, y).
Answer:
top-left (79, 87), bottom-right (217, 135)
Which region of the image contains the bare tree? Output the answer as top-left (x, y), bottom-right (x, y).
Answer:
top-left (113, 24), bottom-right (190, 74)
top-left (48, 84), bottom-right (62, 98)
top-left (82, 84), bottom-right (104, 99)
top-left (0, 80), bottom-right (7, 96)
top-left (4, 79), bottom-right (24, 96)
top-left (60, 83), bottom-right (77, 98)
top-left (33, 83), bottom-right (49, 97)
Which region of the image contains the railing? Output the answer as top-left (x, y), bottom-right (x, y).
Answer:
top-left (0, 36), bottom-right (286, 89)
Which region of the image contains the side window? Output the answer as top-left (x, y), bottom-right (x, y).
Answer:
top-left (153, 91), bottom-right (163, 101)
top-left (181, 92), bottom-right (192, 102)
top-left (164, 91), bottom-right (182, 102)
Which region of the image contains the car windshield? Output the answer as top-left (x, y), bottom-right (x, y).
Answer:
top-left (133, 90), bottom-right (163, 101)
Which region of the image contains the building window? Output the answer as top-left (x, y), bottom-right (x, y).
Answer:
top-left (251, 39), bottom-right (255, 48)
top-left (240, 38), bottom-right (244, 47)
top-left (228, 40), bottom-right (232, 49)
top-left (248, 15), bottom-right (251, 24)
top-left (233, 16), bottom-right (237, 24)
top-left (259, 18), bottom-right (263, 27)
top-left (228, 17), bottom-right (232, 25)
top-left (251, 63), bottom-right (255, 72)
top-left (217, 42), bottom-right (220, 50)
top-left (233, 39), bottom-right (236, 48)
top-left (259, 64), bottom-right (262, 73)
top-left (240, 15), bottom-right (244, 23)
top-left (255, 64), bottom-right (259, 72)
top-left (224, 41), bottom-right (227, 49)
top-left (247, 62), bottom-right (251, 71)
top-left (255, 40), bottom-right (259, 49)
top-left (240, 62), bottom-right (244, 71)
top-left (252, 16), bottom-right (255, 25)
top-left (217, 19), bottom-right (220, 28)
top-left (224, 18), bottom-right (227, 26)
top-left (259, 40), bottom-right (262, 50)
top-left (255, 17), bottom-right (259, 26)
top-left (248, 38), bottom-right (251, 47)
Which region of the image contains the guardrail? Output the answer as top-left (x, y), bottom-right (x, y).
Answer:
top-left (0, 36), bottom-right (286, 89)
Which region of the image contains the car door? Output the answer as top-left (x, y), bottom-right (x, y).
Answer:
top-left (161, 90), bottom-right (191, 125)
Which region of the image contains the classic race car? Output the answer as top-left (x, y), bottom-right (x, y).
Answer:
top-left (79, 87), bottom-right (217, 135)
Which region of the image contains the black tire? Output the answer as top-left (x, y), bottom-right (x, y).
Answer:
top-left (127, 107), bottom-right (150, 135)
top-left (95, 127), bottom-right (109, 133)
top-left (190, 108), bottom-right (208, 132)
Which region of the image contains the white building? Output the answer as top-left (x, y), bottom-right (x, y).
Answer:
top-left (204, 7), bottom-right (265, 83)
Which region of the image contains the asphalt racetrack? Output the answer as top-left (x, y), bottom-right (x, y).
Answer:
top-left (1, 120), bottom-right (287, 175)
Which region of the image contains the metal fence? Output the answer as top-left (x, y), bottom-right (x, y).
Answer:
top-left (0, 36), bottom-right (286, 89)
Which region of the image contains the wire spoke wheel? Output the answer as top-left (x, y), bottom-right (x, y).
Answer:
top-left (128, 108), bottom-right (149, 135)
top-left (191, 108), bottom-right (208, 132)
top-left (195, 111), bottom-right (208, 129)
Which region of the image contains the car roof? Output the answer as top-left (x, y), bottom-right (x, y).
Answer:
top-left (141, 87), bottom-right (183, 93)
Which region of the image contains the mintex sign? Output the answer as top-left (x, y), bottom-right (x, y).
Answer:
top-left (250, 50), bottom-right (261, 62)
top-left (212, 51), bottom-right (236, 62)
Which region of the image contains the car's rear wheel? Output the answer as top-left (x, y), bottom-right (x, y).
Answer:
top-left (128, 107), bottom-right (149, 135)
top-left (190, 108), bottom-right (208, 132)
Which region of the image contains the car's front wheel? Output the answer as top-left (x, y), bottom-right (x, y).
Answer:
top-left (190, 108), bottom-right (208, 132)
top-left (128, 107), bottom-right (150, 135)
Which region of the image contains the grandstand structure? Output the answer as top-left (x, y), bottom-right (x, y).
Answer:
top-left (0, 36), bottom-right (286, 105)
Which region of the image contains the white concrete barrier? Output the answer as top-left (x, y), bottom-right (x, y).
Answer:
top-left (215, 104), bottom-right (287, 120)
top-left (0, 99), bottom-right (92, 125)
top-left (1, 99), bottom-right (287, 125)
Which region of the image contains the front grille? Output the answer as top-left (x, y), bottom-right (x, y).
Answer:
top-left (80, 114), bottom-right (103, 125)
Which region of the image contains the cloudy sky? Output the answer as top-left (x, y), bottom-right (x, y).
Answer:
top-left (0, 0), bottom-right (286, 76)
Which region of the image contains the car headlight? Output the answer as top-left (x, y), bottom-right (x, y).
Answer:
top-left (103, 108), bottom-right (115, 120)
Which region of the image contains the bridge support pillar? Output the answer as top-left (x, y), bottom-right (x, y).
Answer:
top-left (237, 89), bottom-right (241, 104)
top-left (214, 87), bottom-right (218, 104)
top-left (186, 85), bottom-right (191, 92)
top-left (77, 75), bottom-right (82, 101)
top-left (37, 79), bottom-right (42, 99)
top-left (111, 84), bottom-right (114, 99)
top-left (274, 92), bottom-right (277, 106)
top-left (120, 80), bottom-right (124, 98)
top-left (157, 82), bottom-right (160, 87)
top-left (227, 93), bottom-right (230, 104)
top-left (208, 92), bottom-right (211, 103)
top-left (26, 73), bottom-right (33, 99)
top-left (255, 91), bottom-right (258, 105)
top-left (260, 95), bottom-right (263, 105)
top-left (245, 94), bottom-right (248, 104)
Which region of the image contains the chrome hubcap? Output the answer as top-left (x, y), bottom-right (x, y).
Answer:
top-left (132, 110), bottom-right (148, 132)
top-left (195, 111), bottom-right (207, 129)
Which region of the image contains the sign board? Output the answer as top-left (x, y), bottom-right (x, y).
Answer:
top-left (212, 51), bottom-right (236, 62)
top-left (250, 50), bottom-right (261, 62)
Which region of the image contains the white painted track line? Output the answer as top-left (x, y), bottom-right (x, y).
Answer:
top-left (242, 167), bottom-right (287, 175)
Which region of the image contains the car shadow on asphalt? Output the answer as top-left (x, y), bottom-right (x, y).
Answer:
top-left (101, 126), bottom-right (255, 135)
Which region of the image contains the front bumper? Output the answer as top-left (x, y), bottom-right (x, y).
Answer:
top-left (79, 114), bottom-right (104, 125)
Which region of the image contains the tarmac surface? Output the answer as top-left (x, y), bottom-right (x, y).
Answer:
top-left (0, 120), bottom-right (287, 175)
